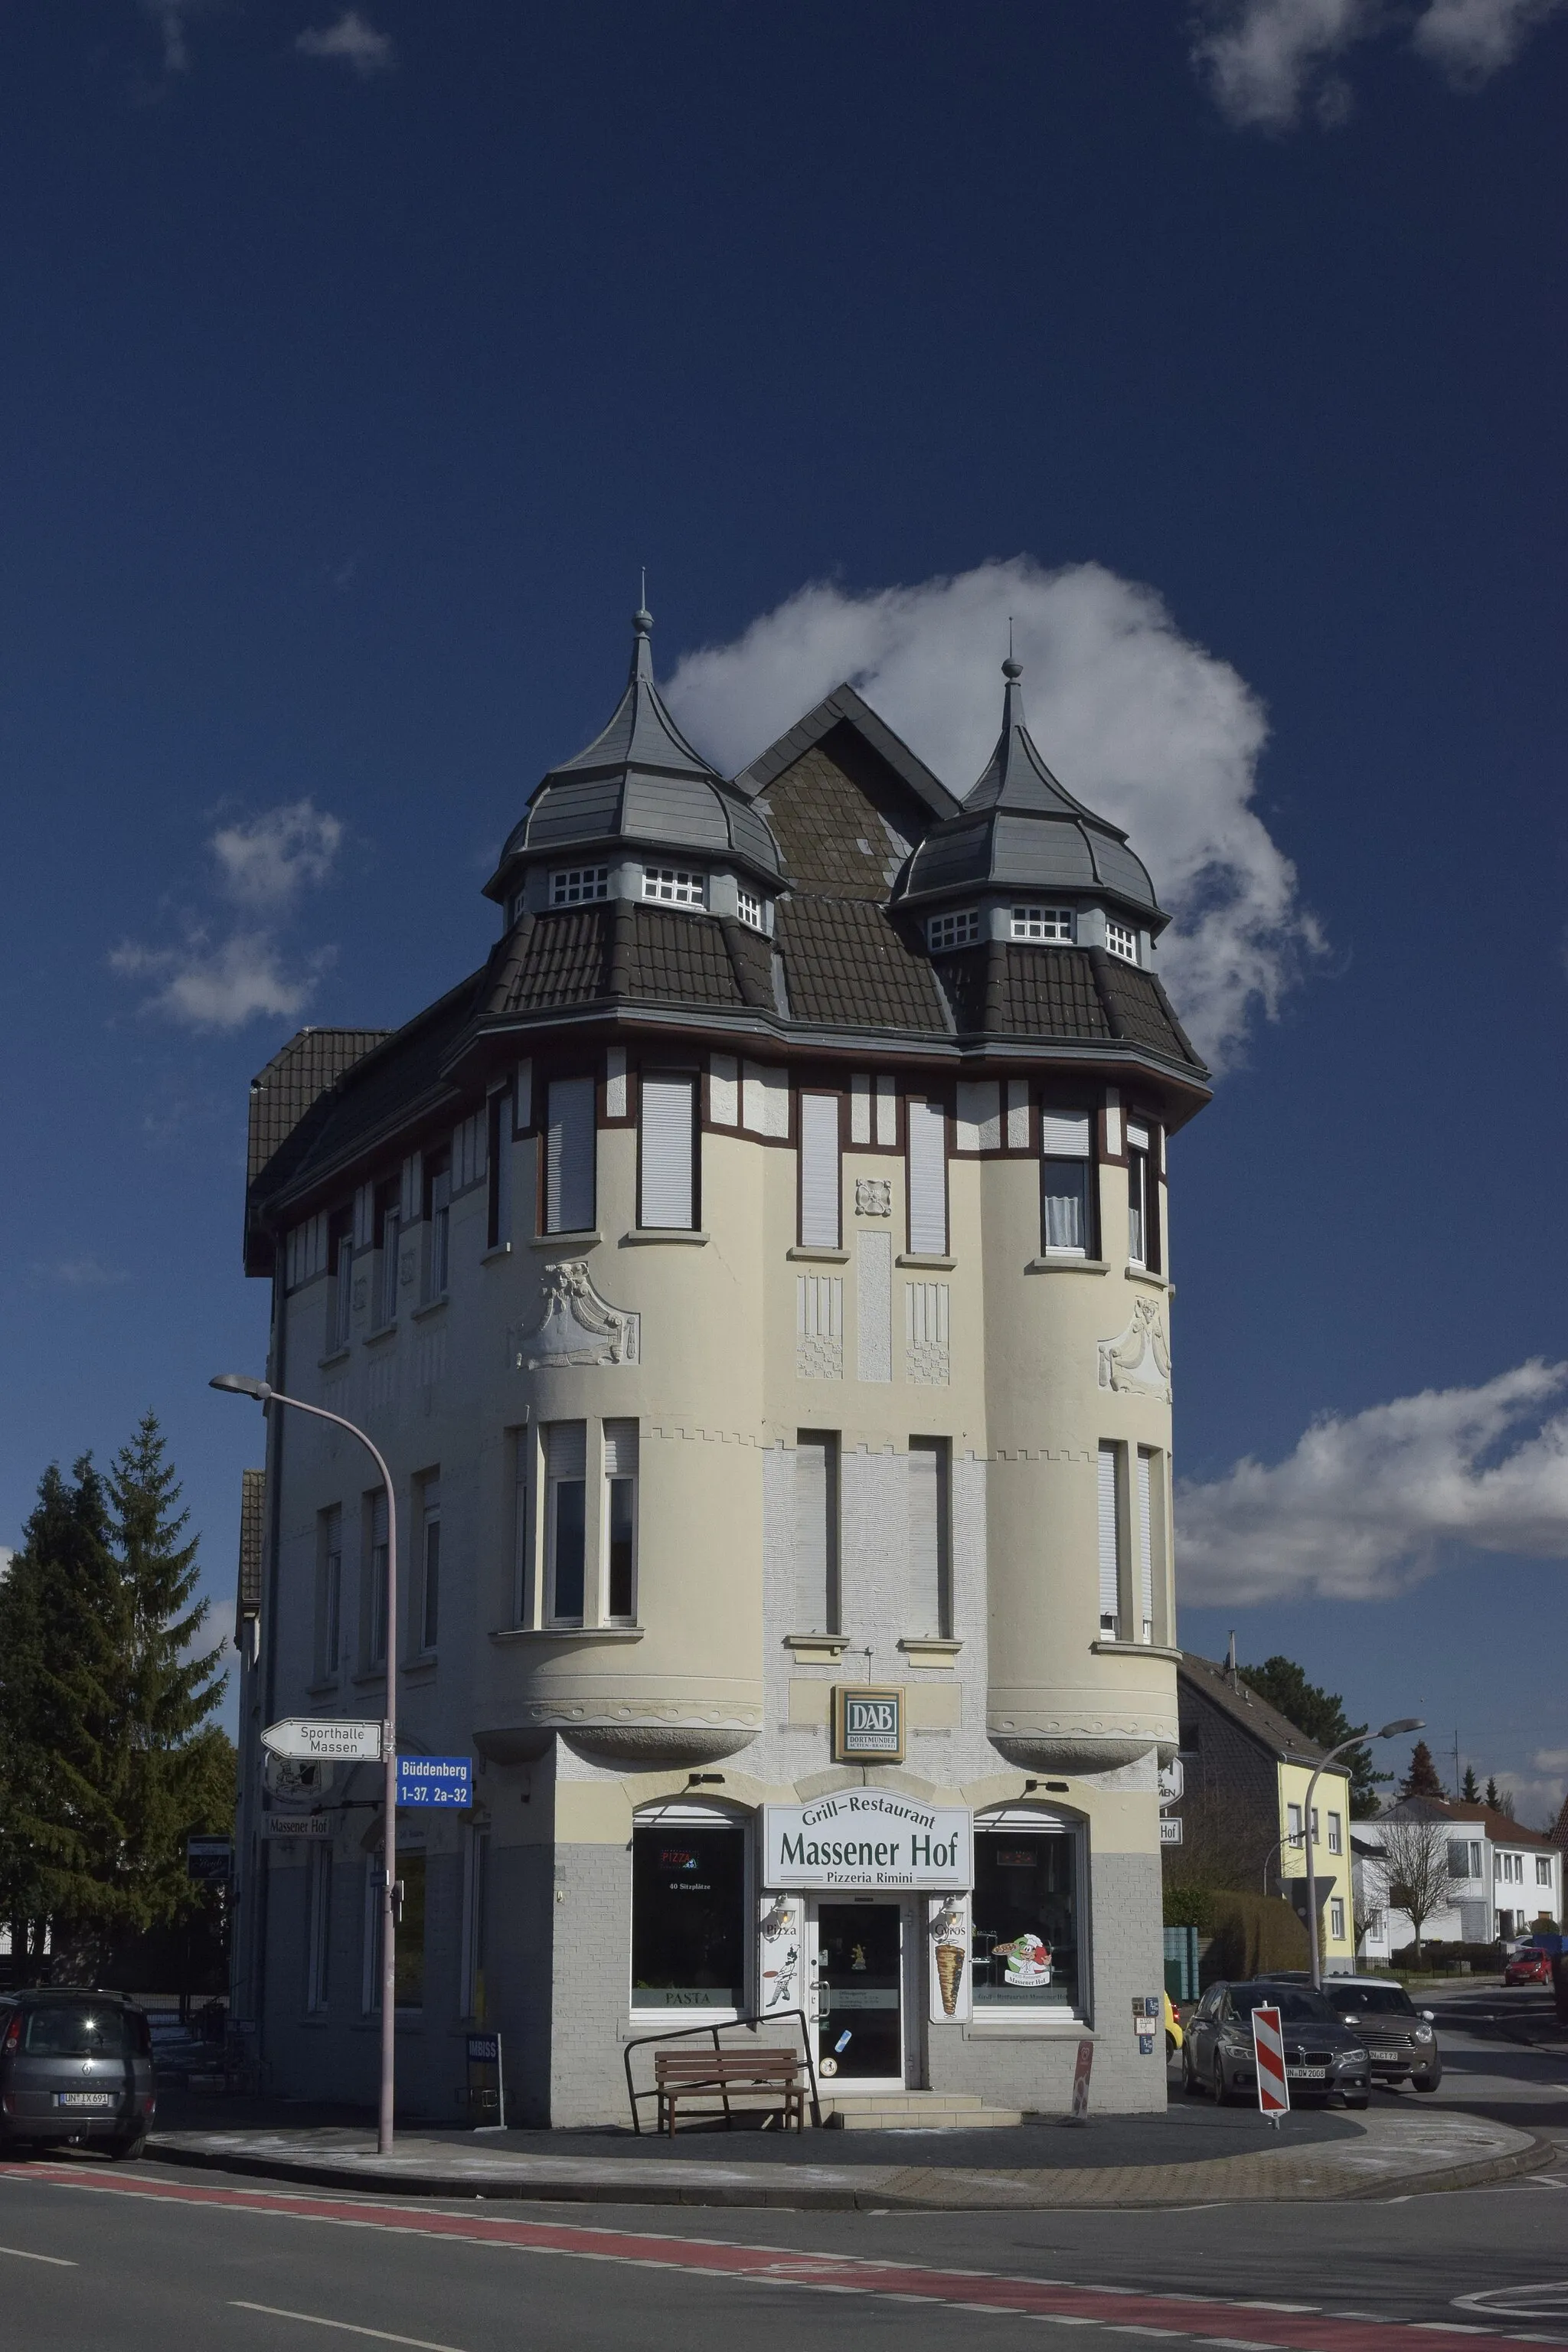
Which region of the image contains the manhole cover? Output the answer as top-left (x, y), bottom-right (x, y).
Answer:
top-left (1455, 2285), bottom-right (1568, 2321)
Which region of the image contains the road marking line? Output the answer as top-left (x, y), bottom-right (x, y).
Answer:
top-left (231, 2305), bottom-right (466, 2350)
top-left (0, 2164), bottom-right (1540, 2352)
top-left (0, 2244), bottom-right (77, 2266)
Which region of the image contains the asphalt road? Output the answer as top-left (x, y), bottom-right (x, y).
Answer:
top-left (0, 1991), bottom-right (1563, 2352)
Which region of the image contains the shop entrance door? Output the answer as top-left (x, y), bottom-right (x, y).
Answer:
top-left (815, 1902), bottom-right (903, 2083)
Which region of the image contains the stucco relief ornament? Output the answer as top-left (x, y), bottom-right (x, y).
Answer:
top-left (854, 1177), bottom-right (892, 1217)
top-left (1096, 1295), bottom-right (1171, 1401)
top-left (512, 1259), bottom-right (641, 1371)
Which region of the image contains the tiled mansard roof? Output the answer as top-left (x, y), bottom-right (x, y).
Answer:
top-left (247, 633), bottom-right (1209, 1259)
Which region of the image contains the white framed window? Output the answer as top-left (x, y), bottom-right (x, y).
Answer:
top-left (906, 1097), bottom-right (948, 1255)
top-left (737, 887), bottom-right (765, 931)
top-left (316, 1505), bottom-right (342, 1680)
top-left (487, 1088), bottom-right (512, 1249)
top-left (1309, 1808), bottom-right (1320, 1844)
top-left (1135, 1448), bottom-right (1157, 1644)
top-left (1538, 1856), bottom-right (1553, 1886)
top-left (908, 1437), bottom-right (950, 1638)
top-left (1286, 1803), bottom-right (1303, 1847)
top-left (639, 1071), bottom-right (697, 1230)
top-left (452, 1109), bottom-right (487, 1194)
top-left (424, 1152), bottom-right (451, 1301)
top-left (792, 1431), bottom-right (838, 1634)
top-left (366, 1488), bottom-right (390, 1669)
top-left (1329, 1897), bottom-right (1346, 1942)
top-left (285, 1214), bottom-right (329, 1291)
top-left (1448, 1838), bottom-right (1481, 1880)
top-left (604, 1420), bottom-right (638, 1623)
top-left (1106, 919), bottom-right (1138, 963)
top-left (544, 1075), bottom-right (596, 1233)
top-left (926, 907), bottom-right (979, 952)
top-left (1040, 1109), bottom-right (1093, 1256)
top-left (508, 890), bottom-right (527, 927)
top-left (416, 1472), bottom-right (440, 1654)
top-left (1011, 905), bottom-right (1073, 942)
top-left (1096, 1442), bottom-right (1123, 1639)
top-left (642, 867), bottom-right (705, 905)
top-left (799, 1092), bottom-right (841, 1250)
top-left (374, 1179), bottom-right (400, 1328)
top-left (1126, 1122), bottom-right (1152, 1269)
top-left (1328, 1811), bottom-right (1343, 1856)
top-left (551, 866), bottom-right (609, 905)
top-left (545, 1421), bottom-right (586, 1625)
top-left (329, 1212), bottom-right (354, 1351)
top-left (305, 1844), bottom-right (332, 2014)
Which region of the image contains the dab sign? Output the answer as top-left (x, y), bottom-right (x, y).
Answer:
top-left (832, 1684), bottom-right (904, 1762)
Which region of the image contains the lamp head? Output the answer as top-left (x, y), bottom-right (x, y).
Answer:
top-left (210, 1374), bottom-right (272, 1402)
top-left (1377, 1717), bottom-right (1424, 1739)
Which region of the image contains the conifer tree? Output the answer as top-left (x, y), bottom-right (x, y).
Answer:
top-left (1485, 1775), bottom-right (1500, 1809)
top-left (1400, 1740), bottom-right (1446, 1800)
top-left (1238, 1655), bottom-right (1388, 1816)
top-left (1461, 1765), bottom-right (1480, 1802)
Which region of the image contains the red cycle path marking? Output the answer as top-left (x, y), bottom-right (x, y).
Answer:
top-left (0, 2163), bottom-right (1549, 2352)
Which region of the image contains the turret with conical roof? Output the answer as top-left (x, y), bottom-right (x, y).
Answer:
top-left (895, 655), bottom-right (1164, 942)
top-left (482, 607), bottom-right (782, 918)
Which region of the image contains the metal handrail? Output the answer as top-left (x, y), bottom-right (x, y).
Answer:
top-left (622, 2008), bottom-right (820, 2135)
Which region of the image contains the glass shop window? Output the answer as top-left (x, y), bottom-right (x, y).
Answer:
top-left (630, 1815), bottom-right (746, 2011)
top-left (971, 1821), bottom-right (1080, 2014)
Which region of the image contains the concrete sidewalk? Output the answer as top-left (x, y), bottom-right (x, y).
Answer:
top-left (145, 2106), bottom-right (1550, 2210)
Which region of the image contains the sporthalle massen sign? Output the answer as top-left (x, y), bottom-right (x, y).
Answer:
top-left (763, 1791), bottom-right (972, 1890)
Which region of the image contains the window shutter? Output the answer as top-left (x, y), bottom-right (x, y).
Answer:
top-left (639, 1073), bottom-right (695, 1228)
top-left (1136, 1449), bottom-right (1155, 1641)
top-left (546, 1076), bottom-right (596, 1233)
top-left (1097, 1443), bottom-right (1120, 1632)
top-left (546, 1420), bottom-right (586, 1480)
top-left (1127, 1122), bottom-right (1149, 1152)
top-left (908, 1440), bottom-right (942, 1635)
top-left (1040, 1111), bottom-right (1091, 1158)
top-left (907, 1098), bottom-right (948, 1253)
top-left (799, 1093), bottom-right (841, 1248)
top-left (602, 1419), bottom-right (639, 1478)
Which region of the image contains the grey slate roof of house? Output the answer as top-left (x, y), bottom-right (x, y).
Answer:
top-left (898, 661), bottom-right (1165, 921)
top-left (1178, 1651), bottom-right (1338, 1770)
top-left (246, 626), bottom-right (1210, 1259)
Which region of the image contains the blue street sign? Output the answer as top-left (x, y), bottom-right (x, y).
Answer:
top-left (396, 1755), bottom-right (472, 1808)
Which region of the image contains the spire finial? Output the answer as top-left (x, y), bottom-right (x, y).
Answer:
top-left (630, 576), bottom-right (654, 681)
top-left (1002, 616), bottom-right (1021, 684)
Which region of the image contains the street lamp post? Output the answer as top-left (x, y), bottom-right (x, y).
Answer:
top-left (212, 1373), bottom-right (400, 2154)
top-left (1304, 1717), bottom-right (1424, 1991)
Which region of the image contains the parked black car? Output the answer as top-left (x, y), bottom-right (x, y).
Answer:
top-left (0, 1991), bottom-right (156, 2158)
top-left (1181, 1979), bottom-right (1371, 2108)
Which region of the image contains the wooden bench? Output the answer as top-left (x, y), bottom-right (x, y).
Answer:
top-left (653, 2047), bottom-right (807, 2135)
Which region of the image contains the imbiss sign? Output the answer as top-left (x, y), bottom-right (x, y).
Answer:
top-left (763, 1790), bottom-right (972, 1891)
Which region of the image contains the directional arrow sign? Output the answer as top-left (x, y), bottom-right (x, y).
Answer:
top-left (261, 1717), bottom-right (384, 1763)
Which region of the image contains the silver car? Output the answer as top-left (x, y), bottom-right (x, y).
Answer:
top-left (0, 1991), bottom-right (157, 2159)
top-left (1322, 1975), bottom-right (1442, 2092)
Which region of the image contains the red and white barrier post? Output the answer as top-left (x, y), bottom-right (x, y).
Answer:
top-left (1250, 2003), bottom-right (1289, 2126)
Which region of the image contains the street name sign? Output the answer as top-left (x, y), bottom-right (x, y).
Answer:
top-left (397, 1756), bottom-right (472, 1808)
top-left (261, 1717), bottom-right (384, 1763)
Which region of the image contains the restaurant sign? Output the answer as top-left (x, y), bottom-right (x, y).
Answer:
top-left (763, 1789), bottom-right (972, 1891)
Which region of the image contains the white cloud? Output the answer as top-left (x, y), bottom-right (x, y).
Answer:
top-left (665, 557), bottom-right (1319, 1073)
top-left (142, 0), bottom-right (202, 75)
top-left (1191, 0), bottom-right (1565, 125)
top-left (109, 931), bottom-right (330, 1031)
top-left (1177, 1361), bottom-right (1568, 1603)
top-left (28, 1257), bottom-right (134, 1290)
top-left (296, 10), bottom-right (395, 74)
top-left (211, 799), bottom-right (342, 910)
top-left (1534, 1748), bottom-right (1568, 1774)
top-left (1413, 0), bottom-right (1567, 78)
top-left (1191, 0), bottom-right (1377, 129)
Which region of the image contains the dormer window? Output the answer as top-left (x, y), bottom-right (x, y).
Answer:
top-left (737, 887), bottom-right (765, 932)
top-left (1106, 920), bottom-right (1138, 964)
top-left (1011, 906), bottom-right (1073, 942)
top-left (926, 908), bottom-right (979, 952)
top-left (643, 867), bottom-right (705, 906)
top-left (551, 866), bottom-right (609, 906)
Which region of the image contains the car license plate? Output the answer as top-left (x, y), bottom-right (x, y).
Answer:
top-left (54, 2092), bottom-right (116, 2108)
top-left (1285, 2066), bottom-right (1327, 2080)
top-left (1370, 2048), bottom-right (1402, 2062)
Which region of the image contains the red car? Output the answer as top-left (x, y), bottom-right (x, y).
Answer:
top-left (1504, 1948), bottom-right (1553, 1985)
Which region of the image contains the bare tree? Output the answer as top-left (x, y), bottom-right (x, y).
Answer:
top-left (1379, 1814), bottom-right (1452, 1963)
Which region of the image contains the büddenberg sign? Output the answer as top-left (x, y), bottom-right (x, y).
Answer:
top-left (763, 1790), bottom-right (972, 1890)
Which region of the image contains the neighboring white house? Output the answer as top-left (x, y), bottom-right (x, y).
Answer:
top-left (1354, 1799), bottom-right (1562, 1960)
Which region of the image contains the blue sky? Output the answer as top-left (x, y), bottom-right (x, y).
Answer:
top-left (2, 2), bottom-right (1565, 1813)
